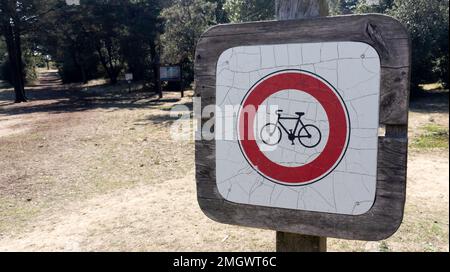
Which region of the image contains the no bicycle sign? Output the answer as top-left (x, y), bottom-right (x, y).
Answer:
top-left (237, 70), bottom-right (350, 187)
top-left (195, 15), bottom-right (410, 241)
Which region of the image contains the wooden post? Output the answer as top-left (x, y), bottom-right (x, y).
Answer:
top-left (157, 64), bottom-right (163, 99)
top-left (276, 0), bottom-right (329, 19)
top-left (275, 0), bottom-right (329, 252)
top-left (180, 81), bottom-right (184, 98)
top-left (276, 232), bottom-right (327, 252)
top-left (180, 63), bottom-right (184, 98)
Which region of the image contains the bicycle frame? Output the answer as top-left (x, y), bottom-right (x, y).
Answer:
top-left (260, 111), bottom-right (321, 148)
top-left (276, 114), bottom-right (310, 138)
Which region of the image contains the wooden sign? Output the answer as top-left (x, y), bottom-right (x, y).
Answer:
top-left (65, 0), bottom-right (80, 5)
top-left (194, 14), bottom-right (410, 241)
top-left (125, 73), bottom-right (133, 81)
top-left (160, 65), bottom-right (181, 81)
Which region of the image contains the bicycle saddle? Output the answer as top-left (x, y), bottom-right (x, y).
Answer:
top-left (295, 112), bottom-right (305, 116)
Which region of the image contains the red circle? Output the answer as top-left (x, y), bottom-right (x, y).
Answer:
top-left (238, 71), bottom-right (349, 185)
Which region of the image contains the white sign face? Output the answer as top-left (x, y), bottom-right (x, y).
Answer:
top-left (65, 0), bottom-right (80, 5)
top-left (125, 73), bottom-right (133, 81)
top-left (215, 42), bottom-right (381, 215)
top-left (160, 66), bottom-right (181, 81)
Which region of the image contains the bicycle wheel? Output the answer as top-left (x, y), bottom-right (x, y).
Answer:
top-left (298, 124), bottom-right (322, 148)
top-left (260, 123), bottom-right (282, 146)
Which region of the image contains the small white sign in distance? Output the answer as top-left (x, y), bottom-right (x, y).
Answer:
top-left (125, 73), bottom-right (133, 81)
top-left (215, 42), bottom-right (381, 215)
top-left (65, 0), bottom-right (80, 5)
top-left (160, 66), bottom-right (181, 81)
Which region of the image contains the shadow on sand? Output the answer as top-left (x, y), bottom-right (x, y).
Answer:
top-left (0, 71), bottom-right (191, 117)
top-left (409, 90), bottom-right (449, 114)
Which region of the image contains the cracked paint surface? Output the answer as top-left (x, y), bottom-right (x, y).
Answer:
top-left (215, 42), bottom-right (380, 215)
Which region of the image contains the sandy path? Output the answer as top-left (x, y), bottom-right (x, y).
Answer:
top-left (0, 171), bottom-right (275, 252)
top-left (0, 150), bottom-right (447, 252)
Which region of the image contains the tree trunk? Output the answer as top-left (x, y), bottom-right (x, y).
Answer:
top-left (14, 27), bottom-right (26, 98)
top-left (4, 22), bottom-right (26, 103)
top-left (150, 41), bottom-right (162, 98)
top-left (96, 45), bottom-right (117, 85)
top-left (110, 74), bottom-right (118, 85)
top-left (72, 50), bottom-right (87, 84)
top-left (276, 0), bottom-right (329, 20)
top-left (81, 66), bottom-right (87, 84)
top-left (274, 0), bottom-right (329, 252)
top-left (105, 42), bottom-right (119, 85)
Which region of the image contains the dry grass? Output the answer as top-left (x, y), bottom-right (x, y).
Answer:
top-left (411, 124), bottom-right (449, 149)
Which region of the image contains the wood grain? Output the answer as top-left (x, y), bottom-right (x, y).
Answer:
top-left (276, 232), bottom-right (327, 252)
top-left (276, 0), bottom-right (329, 20)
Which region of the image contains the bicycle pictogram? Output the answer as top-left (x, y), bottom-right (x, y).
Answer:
top-left (260, 110), bottom-right (322, 148)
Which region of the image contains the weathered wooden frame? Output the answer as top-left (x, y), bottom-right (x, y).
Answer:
top-left (194, 14), bottom-right (410, 241)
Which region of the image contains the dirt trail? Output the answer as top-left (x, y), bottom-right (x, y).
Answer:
top-left (0, 70), bottom-right (72, 138)
top-left (0, 72), bottom-right (448, 252)
top-left (0, 150), bottom-right (447, 252)
top-left (0, 172), bottom-right (275, 252)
